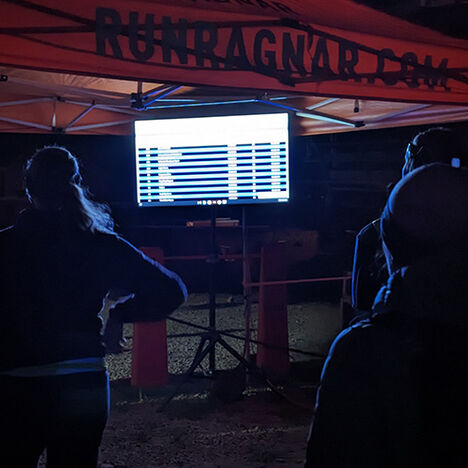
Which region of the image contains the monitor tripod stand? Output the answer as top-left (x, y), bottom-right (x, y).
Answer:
top-left (158, 206), bottom-right (277, 411)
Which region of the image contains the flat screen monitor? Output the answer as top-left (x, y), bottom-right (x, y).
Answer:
top-left (134, 113), bottom-right (290, 207)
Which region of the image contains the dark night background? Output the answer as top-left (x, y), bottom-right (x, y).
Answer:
top-left (356, 0), bottom-right (468, 39)
top-left (1, 0), bottom-right (466, 296)
top-left (1, 120), bottom-right (467, 298)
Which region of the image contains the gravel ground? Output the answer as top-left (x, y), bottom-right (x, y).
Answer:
top-left (38, 295), bottom-right (341, 467)
top-left (106, 293), bottom-right (342, 381)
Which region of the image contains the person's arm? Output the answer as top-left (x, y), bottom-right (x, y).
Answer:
top-left (305, 325), bottom-right (382, 468)
top-left (104, 235), bottom-right (187, 322)
top-left (351, 221), bottom-right (381, 312)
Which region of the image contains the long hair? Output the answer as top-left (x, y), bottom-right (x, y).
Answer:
top-left (25, 146), bottom-right (114, 234)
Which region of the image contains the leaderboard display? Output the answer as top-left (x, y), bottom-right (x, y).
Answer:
top-left (134, 113), bottom-right (290, 206)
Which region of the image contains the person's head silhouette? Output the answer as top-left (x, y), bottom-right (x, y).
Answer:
top-left (25, 146), bottom-right (114, 233)
top-left (382, 163), bottom-right (468, 272)
top-left (402, 127), bottom-right (468, 177)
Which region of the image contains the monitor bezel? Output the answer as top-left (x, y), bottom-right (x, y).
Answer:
top-left (133, 111), bottom-right (291, 208)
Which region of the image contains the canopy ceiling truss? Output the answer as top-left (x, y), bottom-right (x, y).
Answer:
top-left (2, 69), bottom-right (468, 136)
top-left (1, 0), bottom-right (468, 135)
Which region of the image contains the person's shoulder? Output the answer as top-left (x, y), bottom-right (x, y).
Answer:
top-left (356, 218), bottom-right (381, 241)
top-left (0, 226), bottom-right (18, 254)
top-left (93, 230), bottom-right (118, 241)
top-left (0, 225), bottom-right (14, 234)
top-left (0, 225), bottom-right (15, 241)
top-left (92, 230), bottom-right (141, 255)
top-left (93, 230), bottom-right (126, 247)
top-left (325, 318), bottom-right (384, 369)
top-left (332, 319), bottom-right (373, 349)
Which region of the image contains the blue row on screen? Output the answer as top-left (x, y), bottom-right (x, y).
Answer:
top-left (134, 113), bottom-right (290, 206)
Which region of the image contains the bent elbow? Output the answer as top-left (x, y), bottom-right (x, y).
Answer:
top-left (164, 273), bottom-right (188, 314)
top-left (174, 275), bottom-right (188, 307)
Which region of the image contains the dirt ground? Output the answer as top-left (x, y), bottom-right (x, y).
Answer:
top-left (99, 386), bottom-right (315, 468)
top-left (38, 295), bottom-right (340, 467)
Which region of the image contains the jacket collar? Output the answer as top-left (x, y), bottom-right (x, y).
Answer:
top-left (14, 207), bottom-right (85, 239)
top-left (373, 241), bottom-right (468, 326)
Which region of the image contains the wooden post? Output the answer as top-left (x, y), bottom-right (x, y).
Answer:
top-left (131, 247), bottom-right (169, 387)
top-left (256, 242), bottom-right (289, 380)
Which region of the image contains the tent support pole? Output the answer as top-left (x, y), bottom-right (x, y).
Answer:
top-left (61, 99), bottom-right (143, 117)
top-left (141, 84), bottom-right (170, 99)
top-left (143, 85), bottom-right (183, 108)
top-left (147, 98), bottom-right (258, 110)
top-left (256, 99), bottom-right (361, 127)
top-left (306, 98), bottom-right (340, 110)
top-left (64, 102), bottom-right (97, 131)
top-left (66, 119), bottom-right (134, 132)
top-left (0, 97), bottom-right (53, 107)
top-left (364, 104), bottom-right (432, 124)
top-left (0, 115), bottom-right (52, 131)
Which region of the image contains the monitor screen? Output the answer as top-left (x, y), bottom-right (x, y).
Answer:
top-left (134, 113), bottom-right (290, 207)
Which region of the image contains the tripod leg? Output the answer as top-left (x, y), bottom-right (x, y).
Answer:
top-left (157, 339), bottom-right (214, 412)
top-left (188, 335), bottom-right (208, 371)
top-left (216, 337), bottom-right (258, 373)
top-left (216, 336), bottom-right (282, 397)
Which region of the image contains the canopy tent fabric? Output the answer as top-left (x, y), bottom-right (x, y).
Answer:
top-left (0, 0), bottom-right (468, 135)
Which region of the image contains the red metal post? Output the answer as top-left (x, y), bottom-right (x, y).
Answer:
top-left (131, 247), bottom-right (169, 387)
top-left (256, 242), bottom-right (290, 380)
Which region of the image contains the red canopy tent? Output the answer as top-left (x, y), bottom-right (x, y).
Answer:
top-left (0, 0), bottom-right (467, 135)
top-left (1, 0), bottom-right (467, 389)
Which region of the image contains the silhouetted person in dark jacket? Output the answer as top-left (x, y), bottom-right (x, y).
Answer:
top-left (0, 146), bottom-right (187, 468)
top-left (351, 127), bottom-right (468, 318)
top-left (351, 211), bottom-right (387, 315)
top-left (306, 163), bottom-right (468, 467)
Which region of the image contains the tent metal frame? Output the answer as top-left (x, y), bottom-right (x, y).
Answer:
top-left (3, 72), bottom-right (468, 134)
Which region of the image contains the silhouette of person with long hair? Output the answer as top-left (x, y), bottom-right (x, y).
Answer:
top-left (0, 146), bottom-right (187, 468)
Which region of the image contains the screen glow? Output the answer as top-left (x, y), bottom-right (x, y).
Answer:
top-left (134, 113), bottom-right (289, 207)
